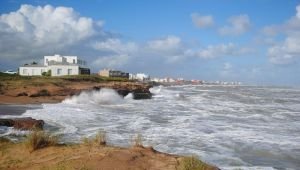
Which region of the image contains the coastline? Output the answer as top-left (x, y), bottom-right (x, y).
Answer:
top-left (0, 138), bottom-right (219, 170)
top-left (0, 95), bottom-right (64, 105)
top-left (0, 75), bottom-right (152, 105)
top-left (0, 76), bottom-right (219, 169)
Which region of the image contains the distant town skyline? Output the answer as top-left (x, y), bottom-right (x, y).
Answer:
top-left (0, 0), bottom-right (300, 86)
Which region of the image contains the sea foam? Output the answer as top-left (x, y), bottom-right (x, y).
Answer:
top-left (63, 88), bottom-right (124, 105)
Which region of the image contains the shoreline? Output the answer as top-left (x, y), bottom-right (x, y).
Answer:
top-left (0, 76), bottom-right (153, 105)
top-left (0, 95), bottom-right (68, 104)
top-left (0, 95), bottom-right (65, 105)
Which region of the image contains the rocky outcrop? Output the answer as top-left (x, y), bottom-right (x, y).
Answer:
top-left (132, 89), bottom-right (152, 99)
top-left (29, 89), bottom-right (50, 97)
top-left (0, 117), bottom-right (44, 130)
top-left (93, 84), bottom-right (153, 99)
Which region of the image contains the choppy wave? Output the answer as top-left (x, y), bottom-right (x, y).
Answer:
top-left (63, 88), bottom-right (124, 105)
top-left (1, 86), bottom-right (300, 169)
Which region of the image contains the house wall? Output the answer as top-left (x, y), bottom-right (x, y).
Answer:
top-left (49, 65), bottom-right (79, 76)
top-left (65, 56), bottom-right (78, 64)
top-left (98, 69), bottom-right (110, 77)
top-left (44, 55), bottom-right (87, 67)
top-left (19, 67), bottom-right (48, 76)
top-left (44, 55), bottom-right (66, 66)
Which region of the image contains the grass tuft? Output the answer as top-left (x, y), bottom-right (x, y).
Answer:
top-left (132, 134), bottom-right (143, 147)
top-left (178, 156), bottom-right (214, 170)
top-left (94, 131), bottom-right (106, 146)
top-left (82, 130), bottom-right (107, 147)
top-left (25, 130), bottom-right (58, 151)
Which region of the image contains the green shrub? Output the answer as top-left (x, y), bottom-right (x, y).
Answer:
top-left (178, 156), bottom-right (211, 170)
top-left (41, 70), bottom-right (51, 76)
top-left (25, 131), bottom-right (58, 151)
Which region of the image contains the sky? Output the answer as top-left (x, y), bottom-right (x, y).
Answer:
top-left (0, 0), bottom-right (300, 86)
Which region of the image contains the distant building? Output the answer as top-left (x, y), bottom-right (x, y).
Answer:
top-left (19, 54), bottom-right (90, 76)
top-left (98, 69), bottom-right (129, 78)
top-left (130, 73), bottom-right (150, 81)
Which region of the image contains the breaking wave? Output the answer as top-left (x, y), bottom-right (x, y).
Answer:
top-left (63, 88), bottom-right (124, 105)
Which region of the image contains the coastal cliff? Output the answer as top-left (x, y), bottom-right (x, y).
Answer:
top-left (0, 74), bottom-right (152, 104)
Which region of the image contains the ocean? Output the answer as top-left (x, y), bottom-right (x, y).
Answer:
top-left (1, 85), bottom-right (300, 169)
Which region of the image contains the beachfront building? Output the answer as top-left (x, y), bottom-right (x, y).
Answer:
top-left (98, 69), bottom-right (129, 78)
top-left (130, 73), bottom-right (150, 81)
top-left (19, 54), bottom-right (90, 76)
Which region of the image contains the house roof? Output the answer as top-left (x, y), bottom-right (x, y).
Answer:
top-left (20, 64), bottom-right (46, 67)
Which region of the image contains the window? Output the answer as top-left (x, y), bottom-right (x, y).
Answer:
top-left (68, 69), bottom-right (72, 75)
top-left (57, 68), bottom-right (62, 75)
top-left (73, 59), bottom-right (75, 64)
top-left (23, 69), bottom-right (27, 75)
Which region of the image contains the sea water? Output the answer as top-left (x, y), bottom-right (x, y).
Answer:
top-left (1, 85), bottom-right (300, 169)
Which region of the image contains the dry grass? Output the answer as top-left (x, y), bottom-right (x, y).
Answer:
top-left (25, 130), bottom-right (58, 151)
top-left (82, 130), bottom-right (107, 147)
top-left (94, 131), bottom-right (106, 146)
top-left (178, 156), bottom-right (214, 170)
top-left (132, 134), bottom-right (143, 147)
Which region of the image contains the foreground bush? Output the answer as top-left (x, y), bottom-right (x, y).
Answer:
top-left (178, 156), bottom-right (214, 170)
top-left (25, 131), bottom-right (58, 151)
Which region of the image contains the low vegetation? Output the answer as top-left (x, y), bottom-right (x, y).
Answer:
top-left (0, 132), bottom-right (219, 170)
top-left (82, 130), bottom-right (107, 147)
top-left (133, 134), bottom-right (143, 147)
top-left (24, 130), bottom-right (58, 151)
top-left (178, 156), bottom-right (215, 170)
top-left (0, 73), bottom-right (131, 91)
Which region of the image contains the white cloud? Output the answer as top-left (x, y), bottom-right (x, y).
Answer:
top-left (191, 13), bottom-right (214, 28)
top-left (92, 54), bottom-right (130, 69)
top-left (0, 4), bottom-right (103, 62)
top-left (184, 43), bottom-right (250, 59)
top-left (262, 25), bottom-right (280, 36)
top-left (268, 35), bottom-right (300, 65)
top-left (147, 35), bottom-right (181, 51)
top-left (92, 38), bottom-right (138, 54)
top-left (219, 14), bottom-right (251, 36)
top-left (266, 5), bottom-right (300, 65)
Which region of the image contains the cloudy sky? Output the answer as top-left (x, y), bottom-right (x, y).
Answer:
top-left (0, 0), bottom-right (300, 86)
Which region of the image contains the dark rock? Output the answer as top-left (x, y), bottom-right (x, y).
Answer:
top-left (0, 117), bottom-right (44, 130)
top-left (132, 89), bottom-right (152, 99)
top-left (117, 89), bottom-right (130, 97)
top-left (93, 86), bottom-right (101, 91)
top-left (17, 92), bottom-right (28, 96)
top-left (132, 92), bottom-right (152, 99)
top-left (0, 119), bottom-right (14, 127)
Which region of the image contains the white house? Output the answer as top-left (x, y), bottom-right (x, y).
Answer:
top-left (19, 54), bottom-right (90, 76)
top-left (129, 73), bottom-right (150, 81)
